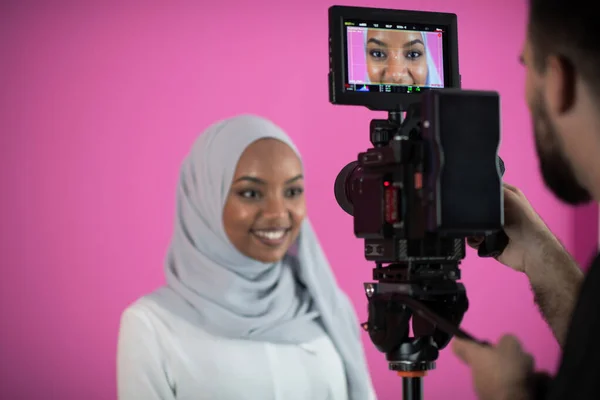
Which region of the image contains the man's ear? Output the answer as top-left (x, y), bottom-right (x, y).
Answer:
top-left (543, 54), bottom-right (576, 115)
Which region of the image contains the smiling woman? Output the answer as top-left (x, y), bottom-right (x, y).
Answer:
top-left (116, 114), bottom-right (376, 400)
top-left (223, 138), bottom-right (306, 263)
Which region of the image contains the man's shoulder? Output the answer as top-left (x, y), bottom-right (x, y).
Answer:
top-left (579, 251), bottom-right (600, 292)
top-left (587, 251), bottom-right (600, 271)
top-left (566, 251), bottom-right (600, 324)
top-left (546, 251), bottom-right (600, 400)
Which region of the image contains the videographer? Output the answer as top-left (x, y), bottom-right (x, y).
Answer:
top-left (452, 0), bottom-right (600, 399)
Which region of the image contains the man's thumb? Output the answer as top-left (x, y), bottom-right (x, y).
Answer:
top-left (466, 236), bottom-right (484, 249)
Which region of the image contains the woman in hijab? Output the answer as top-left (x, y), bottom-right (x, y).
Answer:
top-left (116, 114), bottom-right (377, 400)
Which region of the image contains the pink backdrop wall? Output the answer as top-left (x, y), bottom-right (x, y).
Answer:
top-left (1, 0), bottom-right (597, 399)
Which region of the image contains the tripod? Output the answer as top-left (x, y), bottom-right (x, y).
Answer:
top-left (362, 258), bottom-right (470, 400)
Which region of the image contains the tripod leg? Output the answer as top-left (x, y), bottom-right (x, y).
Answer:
top-left (402, 377), bottom-right (423, 400)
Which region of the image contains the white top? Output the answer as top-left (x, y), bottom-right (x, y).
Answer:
top-left (117, 290), bottom-right (377, 400)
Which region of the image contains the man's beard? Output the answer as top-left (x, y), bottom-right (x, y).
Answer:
top-left (532, 92), bottom-right (591, 205)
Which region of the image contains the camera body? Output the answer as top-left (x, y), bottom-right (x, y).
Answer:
top-left (328, 5), bottom-right (508, 374)
top-left (334, 91), bottom-right (505, 267)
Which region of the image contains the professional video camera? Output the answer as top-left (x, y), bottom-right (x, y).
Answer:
top-left (328, 5), bottom-right (509, 399)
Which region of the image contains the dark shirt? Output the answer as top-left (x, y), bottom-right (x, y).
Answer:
top-left (544, 252), bottom-right (600, 399)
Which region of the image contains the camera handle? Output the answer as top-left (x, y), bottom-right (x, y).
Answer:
top-left (477, 155), bottom-right (510, 258)
top-left (477, 230), bottom-right (510, 258)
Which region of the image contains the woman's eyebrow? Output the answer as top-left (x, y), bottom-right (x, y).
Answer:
top-left (403, 39), bottom-right (424, 49)
top-left (367, 38), bottom-right (388, 47)
top-left (233, 174), bottom-right (303, 185)
top-left (286, 174), bottom-right (303, 184)
top-left (235, 176), bottom-right (266, 185)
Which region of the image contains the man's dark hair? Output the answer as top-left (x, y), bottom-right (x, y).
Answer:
top-left (528, 0), bottom-right (599, 98)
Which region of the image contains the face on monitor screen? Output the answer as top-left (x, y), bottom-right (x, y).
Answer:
top-left (344, 21), bottom-right (446, 94)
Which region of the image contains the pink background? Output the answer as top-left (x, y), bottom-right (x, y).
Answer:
top-left (1, 0), bottom-right (597, 399)
top-left (347, 28), bottom-right (444, 85)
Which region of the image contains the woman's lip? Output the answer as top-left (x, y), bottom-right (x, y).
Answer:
top-left (251, 229), bottom-right (290, 247)
top-left (252, 228), bottom-right (291, 231)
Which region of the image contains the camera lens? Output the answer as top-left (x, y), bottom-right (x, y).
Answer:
top-left (334, 161), bottom-right (360, 216)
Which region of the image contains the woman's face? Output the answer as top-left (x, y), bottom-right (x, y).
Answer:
top-left (223, 138), bottom-right (306, 263)
top-left (366, 29), bottom-right (428, 86)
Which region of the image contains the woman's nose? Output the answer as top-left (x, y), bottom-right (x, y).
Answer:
top-left (262, 196), bottom-right (287, 218)
top-left (387, 53), bottom-right (411, 84)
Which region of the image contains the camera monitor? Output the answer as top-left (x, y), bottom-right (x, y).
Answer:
top-left (328, 6), bottom-right (460, 111)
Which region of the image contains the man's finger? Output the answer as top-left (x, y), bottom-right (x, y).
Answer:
top-left (452, 337), bottom-right (486, 365)
top-left (503, 182), bottom-right (519, 193)
top-left (497, 334), bottom-right (522, 352)
top-left (496, 335), bottom-right (535, 371)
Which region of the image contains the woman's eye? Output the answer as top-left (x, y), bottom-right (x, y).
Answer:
top-left (286, 187), bottom-right (304, 197)
top-left (407, 51), bottom-right (422, 59)
top-left (369, 49), bottom-right (387, 60)
top-left (238, 190), bottom-right (261, 200)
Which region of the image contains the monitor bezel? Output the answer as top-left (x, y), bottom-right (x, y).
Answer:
top-left (328, 5), bottom-right (461, 111)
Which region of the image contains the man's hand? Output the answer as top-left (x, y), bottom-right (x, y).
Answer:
top-left (468, 182), bottom-right (583, 347)
top-left (468, 183), bottom-right (556, 273)
top-left (452, 335), bottom-right (535, 400)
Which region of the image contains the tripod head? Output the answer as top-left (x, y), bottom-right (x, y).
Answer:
top-left (363, 267), bottom-right (469, 374)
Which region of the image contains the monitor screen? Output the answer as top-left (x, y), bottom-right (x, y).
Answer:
top-left (343, 19), bottom-right (448, 95)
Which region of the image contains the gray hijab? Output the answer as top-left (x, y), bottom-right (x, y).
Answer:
top-left (163, 114), bottom-right (373, 399)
